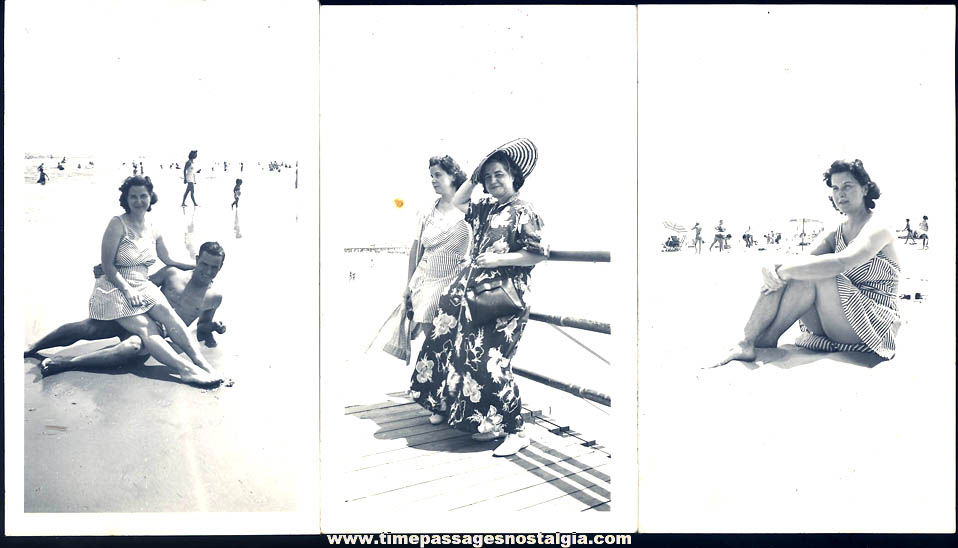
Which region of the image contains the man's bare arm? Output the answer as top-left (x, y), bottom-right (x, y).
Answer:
top-left (196, 294), bottom-right (225, 346)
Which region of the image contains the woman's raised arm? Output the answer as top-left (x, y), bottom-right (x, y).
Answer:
top-left (452, 179), bottom-right (477, 213)
top-left (155, 235), bottom-right (195, 270)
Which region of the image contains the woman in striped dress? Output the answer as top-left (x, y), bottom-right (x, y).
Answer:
top-left (402, 156), bottom-right (472, 421)
top-left (87, 175), bottom-right (223, 387)
top-left (717, 159), bottom-right (901, 366)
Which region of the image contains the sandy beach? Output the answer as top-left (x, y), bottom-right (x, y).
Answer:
top-left (20, 157), bottom-right (312, 512)
top-left (638, 240), bottom-right (955, 532)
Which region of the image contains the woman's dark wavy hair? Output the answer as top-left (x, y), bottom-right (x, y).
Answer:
top-left (119, 175), bottom-right (159, 212)
top-left (428, 155), bottom-right (468, 190)
top-left (823, 159), bottom-right (880, 211)
top-left (479, 151), bottom-right (525, 193)
top-left (188, 150), bottom-right (198, 161)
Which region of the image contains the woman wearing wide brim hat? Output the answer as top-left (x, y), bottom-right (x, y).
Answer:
top-left (408, 138), bottom-right (549, 457)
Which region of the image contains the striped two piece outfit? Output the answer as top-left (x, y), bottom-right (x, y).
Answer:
top-left (407, 201), bottom-right (472, 324)
top-left (796, 223), bottom-right (901, 359)
top-left (89, 216), bottom-right (166, 320)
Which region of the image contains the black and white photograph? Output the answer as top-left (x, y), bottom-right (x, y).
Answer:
top-left (636, 5), bottom-right (955, 532)
top-left (4, 0), bottom-right (319, 535)
top-left (319, 6), bottom-right (638, 532)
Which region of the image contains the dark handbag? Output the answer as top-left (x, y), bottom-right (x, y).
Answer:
top-left (465, 276), bottom-right (524, 325)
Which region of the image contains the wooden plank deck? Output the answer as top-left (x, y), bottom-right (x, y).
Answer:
top-left (342, 395), bottom-right (611, 512)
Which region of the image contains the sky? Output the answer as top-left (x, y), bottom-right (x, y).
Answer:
top-left (6, 0), bottom-right (317, 160)
top-left (638, 5), bottom-right (955, 237)
top-left (320, 6), bottom-right (638, 249)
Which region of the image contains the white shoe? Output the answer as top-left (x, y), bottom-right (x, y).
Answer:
top-left (492, 433), bottom-right (530, 456)
top-left (428, 413), bottom-right (445, 425)
top-left (471, 430), bottom-right (506, 442)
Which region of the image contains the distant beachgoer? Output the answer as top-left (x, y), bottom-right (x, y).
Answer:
top-left (85, 175), bottom-right (224, 386)
top-left (139, 161), bottom-right (144, 175)
top-left (78, 163), bottom-right (82, 169)
top-left (710, 220), bottom-right (726, 252)
top-left (743, 227), bottom-right (754, 248)
top-left (57, 162), bottom-right (65, 171)
top-left (692, 222), bottom-right (704, 254)
top-left (902, 218), bottom-right (915, 245)
top-left (37, 164), bottom-right (48, 185)
top-left (224, 161), bottom-right (228, 172)
top-left (716, 159), bottom-right (900, 366)
top-left (917, 215), bottom-right (929, 249)
top-left (181, 150), bottom-right (199, 207)
top-left (231, 179), bottom-right (242, 209)
top-left (409, 138), bottom-right (547, 457)
top-left (26, 242), bottom-right (228, 375)
top-left (401, 155), bottom-right (471, 346)
top-left (240, 162), bottom-right (244, 172)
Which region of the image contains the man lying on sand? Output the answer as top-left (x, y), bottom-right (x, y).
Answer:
top-left (25, 242), bottom-right (228, 380)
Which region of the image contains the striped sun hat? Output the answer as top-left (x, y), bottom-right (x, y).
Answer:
top-left (470, 138), bottom-right (538, 185)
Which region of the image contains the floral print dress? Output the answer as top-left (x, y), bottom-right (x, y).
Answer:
top-left (409, 195), bottom-right (548, 435)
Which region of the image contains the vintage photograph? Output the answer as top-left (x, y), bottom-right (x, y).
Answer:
top-left (637, 5), bottom-right (956, 533)
top-left (4, 0), bottom-right (319, 535)
top-left (319, 6), bottom-right (638, 533)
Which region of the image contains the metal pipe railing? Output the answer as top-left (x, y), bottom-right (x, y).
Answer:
top-left (548, 250), bottom-right (610, 262)
top-left (512, 366), bottom-right (611, 407)
top-left (529, 312), bottom-right (611, 335)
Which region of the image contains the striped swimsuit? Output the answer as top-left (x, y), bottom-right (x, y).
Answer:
top-left (407, 202), bottom-right (471, 324)
top-left (89, 216), bottom-right (166, 320)
top-left (796, 224), bottom-right (901, 359)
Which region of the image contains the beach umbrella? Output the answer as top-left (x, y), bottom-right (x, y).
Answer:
top-left (662, 221), bottom-right (688, 233)
top-left (789, 218), bottom-right (823, 246)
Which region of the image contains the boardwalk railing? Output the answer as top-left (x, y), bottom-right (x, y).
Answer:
top-left (514, 249), bottom-right (612, 407)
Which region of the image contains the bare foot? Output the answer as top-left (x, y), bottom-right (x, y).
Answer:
top-left (39, 358), bottom-right (66, 377)
top-left (712, 341), bottom-right (756, 368)
top-left (178, 368), bottom-right (222, 388)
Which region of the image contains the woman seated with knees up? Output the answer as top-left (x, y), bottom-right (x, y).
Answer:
top-left (717, 159), bottom-right (901, 366)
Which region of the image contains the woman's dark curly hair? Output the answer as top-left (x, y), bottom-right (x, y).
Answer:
top-left (188, 150), bottom-right (198, 161)
top-left (478, 151), bottom-right (525, 193)
top-left (428, 155), bottom-right (468, 189)
top-left (119, 175), bottom-right (158, 212)
top-left (823, 159), bottom-right (880, 211)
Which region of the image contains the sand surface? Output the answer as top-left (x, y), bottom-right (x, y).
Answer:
top-left (22, 159), bottom-right (311, 512)
top-left (638, 244), bottom-right (955, 532)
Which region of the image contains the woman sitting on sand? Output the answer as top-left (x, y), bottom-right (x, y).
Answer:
top-left (71, 175), bottom-right (224, 386)
top-left (717, 159), bottom-right (900, 366)
top-left (409, 138), bottom-right (548, 457)
top-left (402, 156), bottom-right (472, 343)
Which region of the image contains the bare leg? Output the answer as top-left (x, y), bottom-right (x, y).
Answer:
top-left (26, 319), bottom-right (124, 357)
top-left (715, 279), bottom-right (816, 366)
top-left (114, 315), bottom-right (219, 387)
top-left (146, 303), bottom-right (217, 375)
top-left (40, 335), bottom-right (146, 377)
top-left (753, 279), bottom-right (817, 347)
